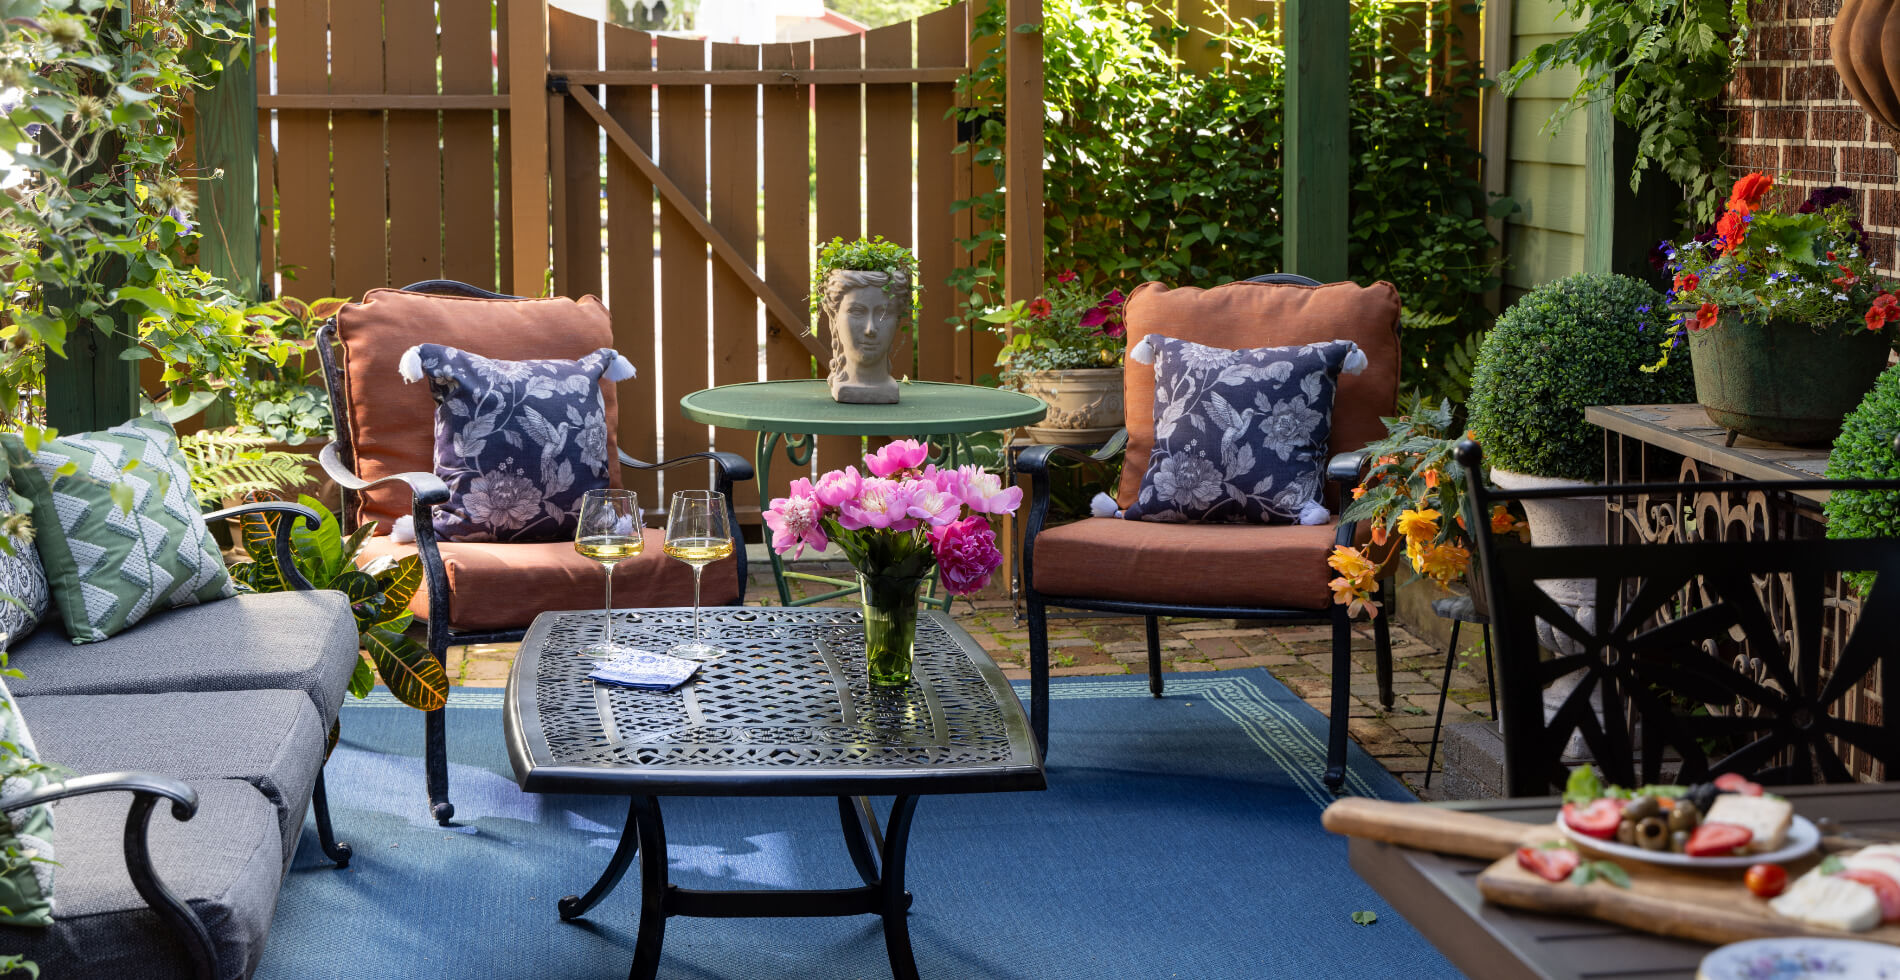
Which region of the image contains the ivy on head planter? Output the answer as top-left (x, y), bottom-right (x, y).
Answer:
top-left (1467, 273), bottom-right (1696, 483)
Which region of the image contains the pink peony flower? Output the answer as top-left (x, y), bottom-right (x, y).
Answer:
top-left (839, 477), bottom-right (918, 531)
top-left (955, 465), bottom-right (1023, 515)
top-left (904, 480), bottom-right (964, 527)
top-left (929, 516), bottom-right (1004, 595)
top-left (864, 439), bottom-right (930, 478)
top-left (762, 478), bottom-right (828, 558)
top-left (926, 463), bottom-right (965, 499)
top-left (813, 466), bottom-right (863, 509)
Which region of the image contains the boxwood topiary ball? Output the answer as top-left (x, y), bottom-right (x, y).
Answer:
top-left (1823, 363), bottom-right (1900, 594)
top-left (1468, 273), bottom-right (1697, 482)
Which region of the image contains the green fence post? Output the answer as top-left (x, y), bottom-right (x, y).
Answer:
top-left (1283, 0), bottom-right (1349, 284)
top-left (194, 0), bottom-right (261, 304)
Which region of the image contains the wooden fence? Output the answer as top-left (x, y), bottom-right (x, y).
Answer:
top-left (224, 0), bottom-right (1040, 521)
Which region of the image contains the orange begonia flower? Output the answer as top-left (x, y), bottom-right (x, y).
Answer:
top-left (1370, 524), bottom-right (1389, 546)
top-left (1397, 508), bottom-right (1441, 544)
top-left (1423, 468), bottom-right (1440, 489)
top-left (1715, 209), bottom-right (1749, 254)
top-left (1419, 543), bottom-right (1471, 586)
top-left (1490, 503), bottom-right (1517, 535)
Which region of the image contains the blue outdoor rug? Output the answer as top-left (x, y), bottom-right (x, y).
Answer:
top-left (259, 669), bottom-right (1462, 979)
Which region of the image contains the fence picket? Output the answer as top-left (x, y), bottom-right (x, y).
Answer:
top-left (709, 42), bottom-right (762, 519)
top-left (551, 8), bottom-right (602, 299)
top-left (441, 0), bottom-right (500, 292)
top-left (811, 32), bottom-right (863, 483)
top-left (657, 36), bottom-right (710, 498)
top-left (916, 5), bottom-right (963, 385)
top-left (386, 0), bottom-right (442, 289)
top-left (604, 23), bottom-right (659, 507)
top-left (328, 0), bottom-right (386, 299)
top-left (272, 0), bottom-right (330, 297)
top-left (759, 41), bottom-right (812, 506)
top-left (862, 22), bottom-right (913, 383)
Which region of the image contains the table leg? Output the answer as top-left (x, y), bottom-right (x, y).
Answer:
top-left (559, 796), bottom-right (641, 921)
top-left (880, 795), bottom-right (922, 980)
top-left (837, 795), bottom-right (885, 887)
top-left (629, 795), bottom-right (669, 980)
top-left (757, 432), bottom-right (797, 607)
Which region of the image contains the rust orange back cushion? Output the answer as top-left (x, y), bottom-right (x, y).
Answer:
top-left (1117, 280), bottom-right (1402, 509)
top-left (335, 288), bottom-right (625, 532)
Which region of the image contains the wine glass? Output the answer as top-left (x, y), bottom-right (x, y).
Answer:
top-left (574, 488), bottom-right (643, 657)
top-left (663, 489), bottom-right (734, 660)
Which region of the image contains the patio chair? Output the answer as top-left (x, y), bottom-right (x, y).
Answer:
top-left (317, 280), bottom-right (753, 823)
top-left (1019, 273), bottom-right (1402, 790)
top-left (1455, 437), bottom-right (1900, 796)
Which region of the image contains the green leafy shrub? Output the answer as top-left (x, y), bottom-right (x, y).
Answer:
top-left (812, 236), bottom-right (919, 329)
top-left (1468, 274), bottom-right (1696, 481)
top-left (1823, 364), bottom-right (1900, 594)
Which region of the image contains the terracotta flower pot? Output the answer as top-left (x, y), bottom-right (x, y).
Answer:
top-left (1832, 0), bottom-right (1900, 151)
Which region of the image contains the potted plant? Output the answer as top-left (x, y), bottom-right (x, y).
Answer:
top-left (982, 272), bottom-right (1127, 444)
top-left (1655, 175), bottom-right (1895, 445)
top-left (1823, 362), bottom-right (1900, 593)
top-left (1467, 273), bottom-right (1695, 747)
top-left (812, 237), bottom-right (918, 405)
top-left (1328, 395), bottom-right (1527, 619)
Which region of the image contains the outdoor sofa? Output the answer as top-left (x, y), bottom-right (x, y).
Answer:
top-left (0, 500), bottom-right (359, 980)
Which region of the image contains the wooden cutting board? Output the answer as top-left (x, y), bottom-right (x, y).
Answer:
top-left (1323, 798), bottom-right (1900, 948)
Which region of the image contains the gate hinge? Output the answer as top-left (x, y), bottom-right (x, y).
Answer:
top-left (547, 75), bottom-right (569, 95)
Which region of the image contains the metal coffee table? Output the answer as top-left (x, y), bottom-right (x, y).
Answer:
top-left (503, 607), bottom-right (1046, 980)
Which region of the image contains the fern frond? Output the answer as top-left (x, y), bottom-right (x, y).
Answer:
top-left (180, 430), bottom-right (317, 504)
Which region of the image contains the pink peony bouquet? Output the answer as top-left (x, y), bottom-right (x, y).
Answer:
top-left (762, 439), bottom-right (1018, 596)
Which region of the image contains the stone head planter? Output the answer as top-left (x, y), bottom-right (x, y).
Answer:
top-left (820, 268), bottom-right (908, 405)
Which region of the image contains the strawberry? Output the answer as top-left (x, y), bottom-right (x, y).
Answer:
top-left (1517, 845), bottom-right (1583, 883)
top-left (1686, 822), bottom-right (1754, 857)
top-left (1562, 798), bottom-right (1625, 840)
top-left (1714, 772), bottom-right (1763, 796)
top-left (1837, 869), bottom-right (1900, 922)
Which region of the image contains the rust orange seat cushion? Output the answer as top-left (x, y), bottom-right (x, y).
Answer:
top-left (335, 288), bottom-right (626, 532)
top-left (1030, 516), bottom-right (1341, 610)
top-left (358, 529), bottom-right (740, 633)
top-left (1117, 279), bottom-right (1402, 509)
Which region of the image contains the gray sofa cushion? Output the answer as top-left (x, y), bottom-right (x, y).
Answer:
top-left (19, 691), bottom-right (325, 862)
top-left (8, 591), bottom-right (360, 730)
top-left (0, 778), bottom-right (283, 980)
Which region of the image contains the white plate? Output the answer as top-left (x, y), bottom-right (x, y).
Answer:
top-left (1698, 937), bottom-right (1900, 980)
top-left (1557, 813), bottom-right (1820, 868)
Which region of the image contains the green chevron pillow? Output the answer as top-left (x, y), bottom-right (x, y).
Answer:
top-left (1, 413), bottom-right (234, 643)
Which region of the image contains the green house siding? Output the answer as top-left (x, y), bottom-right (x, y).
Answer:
top-left (1501, 0), bottom-right (1588, 304)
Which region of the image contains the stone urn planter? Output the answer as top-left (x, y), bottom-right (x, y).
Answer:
top-left (1489, 466), bottom-right (1603, 757)
top-left (1686, 318), bottom-right (1891, 446)
top-left (1018, 367), bottom-right (1124, 445)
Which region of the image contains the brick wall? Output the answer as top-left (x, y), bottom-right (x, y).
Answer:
top-left (1725, 0), bottom-right (1900, 269)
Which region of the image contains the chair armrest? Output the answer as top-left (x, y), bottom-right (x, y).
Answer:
top-left (318, 442), bottom-right (449, 507)
top-left (618, 447), bottom-right (755, 483)
top-left (4, 771), bottom-right (218, 978)
top-left (1325, 449), bottom-right (1371, 494)
top-left (202, 500), bottom-right (322, 591)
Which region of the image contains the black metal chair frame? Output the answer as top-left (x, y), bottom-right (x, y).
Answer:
top-left (315, 280), bottom-right (754, 824)
top-left (1456, 437), bottom-right (1900, 796)
top-left (1017, 274), bottom-right (1395, 790)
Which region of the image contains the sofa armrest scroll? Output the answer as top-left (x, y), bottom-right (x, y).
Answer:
top-left (202, 500), bottom-right (323, 591)
top-left (4, 771), bottom-right (218, 979)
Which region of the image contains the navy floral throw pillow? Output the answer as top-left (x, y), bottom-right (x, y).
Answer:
top-left (399, 343), bottom-right (636, 542)
top-left (1122, 335), bottom-right (1367, 526)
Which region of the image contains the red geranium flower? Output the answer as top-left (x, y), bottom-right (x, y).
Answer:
top-left (1715, 209), bottom-right (1750, 255)
top-left (1695, 303), bottom-right (1721, 331)
top-left (1866, 292), bottom-right (1898, 331)
top-left (1834, 264), bottom-right (1860, 289)
top-left (1026, 298), bottom-right (1052, 319)
top-left (1728, 172), bottom-right (1774, 210)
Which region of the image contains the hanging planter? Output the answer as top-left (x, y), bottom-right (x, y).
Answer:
top-left (1832, 0), bottom-right (1900, 153)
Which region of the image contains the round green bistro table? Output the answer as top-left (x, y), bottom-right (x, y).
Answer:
top-left (679, 379), bottom-right (1046, 607)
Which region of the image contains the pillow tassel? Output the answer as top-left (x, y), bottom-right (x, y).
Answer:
top-left (1089, 492), bottom-right (1123, 519)
top-left (1341, 345), bottom-right (1368, 376)
top-left (1127, 336), bottom-right (1157, 365)
top-left (390, 514), bottom-right (416, 544)
top-left (1297, 500), bottom-right (1331, 525)
top-left (605, 353), bottom-right (638, 382)
top-left (398, 346), bottom-right (425, 383)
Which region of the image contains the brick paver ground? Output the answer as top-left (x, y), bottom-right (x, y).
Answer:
top-left (442, 551), bottom-right (1496, 795)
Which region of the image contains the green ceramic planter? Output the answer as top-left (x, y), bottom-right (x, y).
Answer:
top-left (1685, 318), bottom-right (1892, 445)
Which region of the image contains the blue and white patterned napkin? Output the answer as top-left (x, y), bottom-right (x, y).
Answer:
top-left (588, 649), bottom-right (701, 691)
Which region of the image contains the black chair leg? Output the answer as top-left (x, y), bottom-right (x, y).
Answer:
top-left (1027, 597), bottom-right (1051, 754)
top-left (424, 707), bottom-right (453, 824)
top-left (311, 767), bottom-right (353, 868)
top-left (1482, 623), bottom-right (1497, 721)
top-left (1145, 615), bottom-right (1164, 697)
top-left (1424, 620), bottom-right (1462, 790)
top-left (1324, 604), bottom-right (1353, 790)
top-left (1373, 581), bottom-right (1394, 710)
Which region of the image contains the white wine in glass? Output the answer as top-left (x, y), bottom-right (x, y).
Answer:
top-left (575, 488), bottom-right (643, 656)
top-left (663, 489), bottom-right (733, 660)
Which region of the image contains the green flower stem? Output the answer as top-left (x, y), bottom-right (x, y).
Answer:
top-left (860, 571), bottom-right (925, 687)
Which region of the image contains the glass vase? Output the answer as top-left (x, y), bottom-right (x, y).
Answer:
top-left (858, 571), bottom-right (925, 687)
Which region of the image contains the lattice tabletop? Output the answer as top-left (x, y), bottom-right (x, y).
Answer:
top-left (504, 607), bottom-right (1046, 797)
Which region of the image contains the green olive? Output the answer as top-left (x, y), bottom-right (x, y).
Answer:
top-left (1616, 819), bottom-right (1637, 845)
top-left (1625, 796), bottom-right (1661, 821)
top-left (1669, 800), bottom-right (1701, 832)
top-left (1637, 816), bottom-right (1670, 851)
top-left (1671, 829), bottom-right (1691, 853)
